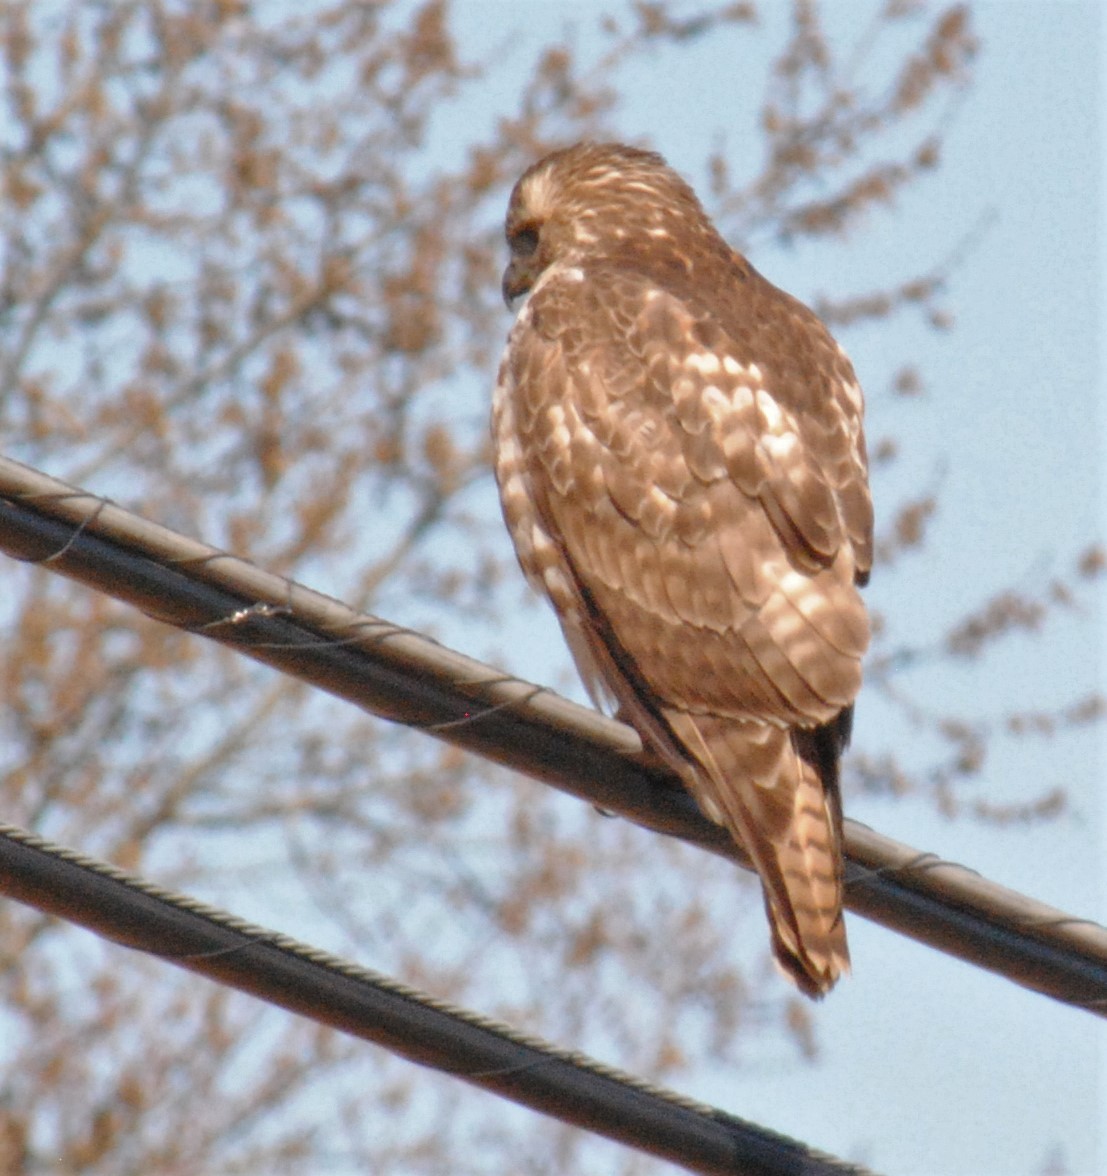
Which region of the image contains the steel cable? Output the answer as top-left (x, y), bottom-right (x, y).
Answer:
top-left (0, 454), bottom-right (1104, 1016)
top-left (0, 821), bottom-right (874, 1176)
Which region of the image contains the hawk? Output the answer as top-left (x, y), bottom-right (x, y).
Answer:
top-left (491, 142), bottom-right (872, 998)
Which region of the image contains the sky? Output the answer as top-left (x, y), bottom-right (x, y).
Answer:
top-left (432, 3), bottom-right (1104, 1174)
top-left (0, 4), bottom-right (1099, 1175)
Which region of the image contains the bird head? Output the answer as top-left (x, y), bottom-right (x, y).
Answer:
top-left (500, 141), bottom-right (721, 309)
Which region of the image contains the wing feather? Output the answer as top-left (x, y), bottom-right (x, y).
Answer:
top-left (493, 244), bottom-right (870, 996)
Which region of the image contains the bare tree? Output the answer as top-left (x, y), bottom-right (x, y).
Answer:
top-left (0, 2), bottom-right (1098, 1173)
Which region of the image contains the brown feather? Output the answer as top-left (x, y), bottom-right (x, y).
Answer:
top-left (493, 142), bottom-right (872, 997)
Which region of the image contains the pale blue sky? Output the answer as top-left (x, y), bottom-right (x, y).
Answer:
top-left (433, 3), bottom-right (1103, 1173)
top-left (0, 4), bottom-right (1100, 1174)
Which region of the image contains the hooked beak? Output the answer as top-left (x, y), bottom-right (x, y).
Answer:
top-left (502, 258), bottom-right (535, 310)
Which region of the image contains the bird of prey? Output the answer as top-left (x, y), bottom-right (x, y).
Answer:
top-left (491, 142), bottom-right (872, 997)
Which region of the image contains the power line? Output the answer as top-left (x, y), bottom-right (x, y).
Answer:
top-left (0, 821), bottom-right (875, 1176)
top-left (0, 453), bottom-right (1105, 1016)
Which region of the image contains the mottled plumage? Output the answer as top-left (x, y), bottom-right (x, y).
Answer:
top-left (492, 142), bottom-right (872, 997)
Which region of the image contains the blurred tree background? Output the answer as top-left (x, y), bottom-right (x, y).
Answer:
top-left (0, 2), bottom-right (1099, 1173)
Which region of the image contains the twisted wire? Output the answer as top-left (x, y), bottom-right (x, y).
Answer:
top-left (0, 821), bottom-right (873, 1176)
top-left (0, 452), bottom-right (1105, 1019)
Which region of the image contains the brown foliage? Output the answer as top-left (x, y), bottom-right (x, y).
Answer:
top-left (0, 2), bottom-right (1096, 1173)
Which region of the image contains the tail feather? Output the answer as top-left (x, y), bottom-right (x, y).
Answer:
top-left (664, 710), bottom-right (849, 998)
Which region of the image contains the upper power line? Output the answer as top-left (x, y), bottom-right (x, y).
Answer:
top-left (0, 451), bottom-right (1105, 1016)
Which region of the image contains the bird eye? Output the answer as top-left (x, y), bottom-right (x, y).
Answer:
top-left (509, 225), bottom-right (540, 259)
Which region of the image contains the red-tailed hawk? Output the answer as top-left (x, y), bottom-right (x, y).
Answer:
top-left (492, 142), bottom-right (872, 998)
